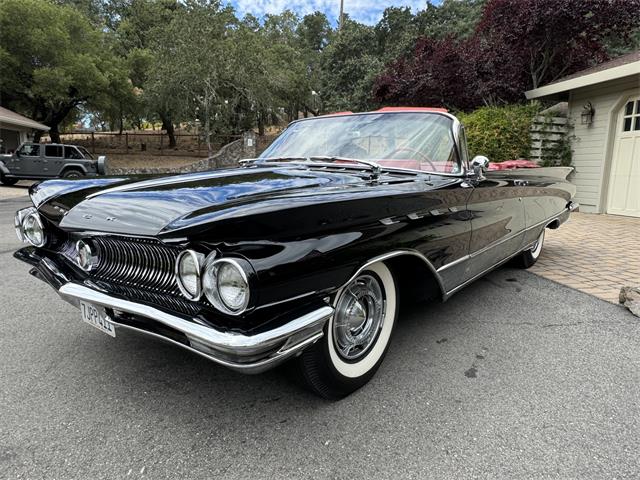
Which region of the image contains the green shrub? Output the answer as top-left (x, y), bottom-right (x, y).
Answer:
top-left (457, 104), bottom-right (542, 163)
top-left (538, 113), bottom-right (574, 167)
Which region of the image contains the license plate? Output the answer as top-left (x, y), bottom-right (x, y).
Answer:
top-left (79, 301), bottom-right (115, 337)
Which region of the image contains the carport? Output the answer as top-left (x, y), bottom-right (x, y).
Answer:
top-left (0, 106), bottom-right (49, 153)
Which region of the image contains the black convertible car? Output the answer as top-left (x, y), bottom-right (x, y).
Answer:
top-left (14, 108), bottom-right (577, 398)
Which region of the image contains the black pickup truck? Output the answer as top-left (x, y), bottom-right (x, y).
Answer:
top-left (0, 142), bottom-right (107, 185)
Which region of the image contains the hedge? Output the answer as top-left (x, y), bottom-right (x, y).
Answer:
top-left (457, 104), bottom-right (542, 163)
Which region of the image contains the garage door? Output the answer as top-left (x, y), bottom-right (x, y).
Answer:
top-left (608, 97), bottom-right (640, 217)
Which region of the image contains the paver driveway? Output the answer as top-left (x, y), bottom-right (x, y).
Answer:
top-left (531, 212), bottom-right (640, 303)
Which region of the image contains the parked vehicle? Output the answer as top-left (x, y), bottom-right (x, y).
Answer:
top-left (0, 142), bottom-right (107, 185)
top-left (14, 108), bottom-right (577, 398)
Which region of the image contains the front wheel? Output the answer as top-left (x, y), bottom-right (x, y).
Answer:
top-left (513, 229), bottom-right (545, 268)
top-left (296, 261), bottom-right (398, 399)
top-left (0, 176), bottom-right (19, 186)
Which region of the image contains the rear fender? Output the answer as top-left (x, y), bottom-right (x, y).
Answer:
top-left (510, 166), bottom-right (574, 180)
top-left (60, 163), bottom-right (89, 175)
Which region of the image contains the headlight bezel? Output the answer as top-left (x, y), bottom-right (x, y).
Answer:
top-left (202, 256), bottom-right (252, 316)
top-left (75, 239), bottom-right (99, 272)
top-left (21, 210), bottom-right (47, 247)
top-left (175, 249), bottom-right (206, 301)
top-left (15, 207), bottom-right (36, 243)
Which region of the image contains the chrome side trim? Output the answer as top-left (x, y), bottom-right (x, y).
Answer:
top-left (442, 209), bottom-right (571, 299)
top-left (343, 250), bottom-right (446, 300)
top-left (528, 210), bottom-right (569, 231)
top-left (443, 248), bottom-right (524, 299)
top-left (57, 282), bottom-right (333, 374)
top-left (437, 208), bottom-right (572, 275)
top-left (256, 291), bottom-right (319, 310)
top-left (437, 230), bottom-right (522, 274)
top-left (469, 229), bottom-right (524, 259)
top-left (436, 254), bottom-right (470, 273)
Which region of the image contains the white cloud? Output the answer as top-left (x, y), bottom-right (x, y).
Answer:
top-left (228, 0), bottom-right (428, 25)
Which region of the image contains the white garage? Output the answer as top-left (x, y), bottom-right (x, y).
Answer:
top-left (526, 50), bottom-right (640, 218)
top-left (0, 106), bottom-right (50, 154)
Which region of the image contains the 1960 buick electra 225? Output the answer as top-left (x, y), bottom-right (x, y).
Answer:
top-left (14, 108), bottom-right (577, 399)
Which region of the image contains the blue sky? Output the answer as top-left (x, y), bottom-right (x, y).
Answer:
top-left (226, 1), bottom-right (430, 26)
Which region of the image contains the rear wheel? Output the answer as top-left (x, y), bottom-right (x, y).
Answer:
top-left (61, 169), bottom-right (84, 179)
top-left (296, 261), bottom-right (398, 399)
top-left (513, 229), bottom-right (545, 268)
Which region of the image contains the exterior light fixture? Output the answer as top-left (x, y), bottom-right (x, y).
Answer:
top-left (581, 102), bottom-right (595, 125)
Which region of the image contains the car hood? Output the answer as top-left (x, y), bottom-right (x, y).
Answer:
top-left (35, 166), bottom-right (430, 237)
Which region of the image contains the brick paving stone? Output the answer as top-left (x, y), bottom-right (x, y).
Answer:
top-left (529, 212), bottom-right (640, 304)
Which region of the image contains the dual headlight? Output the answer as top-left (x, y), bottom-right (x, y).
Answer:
top-left (15, 207), bottom-right (46, 247)
top-left (176, 250), bottom-right (252, 315)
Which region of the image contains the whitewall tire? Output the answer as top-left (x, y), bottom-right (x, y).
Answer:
top-left (514, 229), bottom-right (545, 268)
top-left (296, 261), bottom-right (398, 399)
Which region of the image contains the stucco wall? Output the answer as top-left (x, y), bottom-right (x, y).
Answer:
top-left (568, 75), bottom-right (639, 213)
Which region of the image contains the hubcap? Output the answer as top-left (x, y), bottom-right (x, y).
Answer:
top-left (333, 273), bottom-right (386, 360)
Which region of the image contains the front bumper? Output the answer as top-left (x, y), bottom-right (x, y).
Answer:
top-left (16, 248), bottom-right (333, 374)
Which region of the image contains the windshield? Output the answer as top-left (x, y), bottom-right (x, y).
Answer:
top-left (260, 113), bottom-right (461, 174)
top-left (77, 146), bottom-right (93, 159)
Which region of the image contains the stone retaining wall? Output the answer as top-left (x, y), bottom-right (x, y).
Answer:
top-left (108, 131), bottom-right (258, 175)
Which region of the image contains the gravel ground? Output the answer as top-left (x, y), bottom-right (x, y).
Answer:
top-left (1, 192), bottom-right (639, 479)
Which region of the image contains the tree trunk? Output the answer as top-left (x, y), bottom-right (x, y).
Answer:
top-left (41, 101), bottom-right (78, 144)
top-left (204, 100), bottom-right (212, 158)
top-left (160, 114), bottom-right (176, 148)
top-left (49, 124), bottom-right (61, 143)
top-left (257, 111), bottom-right (265, 136)
top-left (118, 102), bottom-right (124, 135)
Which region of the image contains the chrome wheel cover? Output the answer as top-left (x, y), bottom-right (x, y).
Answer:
top-left (333, 273), bottom-right (386, 361)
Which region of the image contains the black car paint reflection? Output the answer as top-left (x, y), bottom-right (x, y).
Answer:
top-left (27, 160), bottom-right (575, 322)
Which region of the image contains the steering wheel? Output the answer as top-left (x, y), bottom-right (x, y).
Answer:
top-left (387, 147), bottom-right (437, 172)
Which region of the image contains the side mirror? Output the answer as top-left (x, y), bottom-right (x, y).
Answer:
top-left (471, 155), bottom-right (489, 179)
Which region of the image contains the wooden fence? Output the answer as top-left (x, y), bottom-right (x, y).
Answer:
top-left (529, 115), bottom-right (569, 164)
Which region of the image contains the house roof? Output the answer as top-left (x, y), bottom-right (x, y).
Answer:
top-left (525, 50), bottom-right (640, 100)
top-left (0, 106), bottom-right (50, 131)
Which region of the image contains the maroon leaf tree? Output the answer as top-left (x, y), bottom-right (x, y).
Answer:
top-left (373, 36), bottom-right (480, 110)
top-left (374, 0), bottom-right (640, 109)
top-left (475, 0), bottom-right (640, 93)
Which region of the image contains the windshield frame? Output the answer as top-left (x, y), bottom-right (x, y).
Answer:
top-left (76, 146), bottom-right (94, 159)
top-left (260, 111), bottom-right (469, 177)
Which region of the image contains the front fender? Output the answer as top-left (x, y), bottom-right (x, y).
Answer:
top-left (0, 159), bottom-right (10, 176)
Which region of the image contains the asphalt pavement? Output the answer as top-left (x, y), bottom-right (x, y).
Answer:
top-left (1, 187), bottom-right (639, 479)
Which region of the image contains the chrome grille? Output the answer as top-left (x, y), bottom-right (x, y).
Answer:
top-left (95, 282), bottom-right (201, 316)
top-left (91, 236), bottom-right (180, 295)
